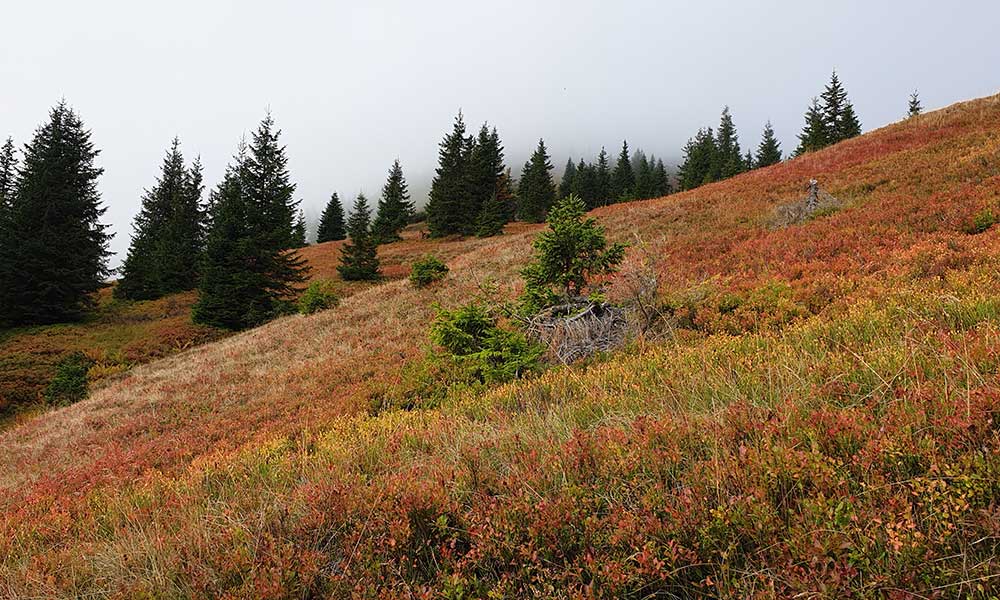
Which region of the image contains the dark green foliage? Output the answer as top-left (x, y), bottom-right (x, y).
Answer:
top-left (465, 125), bottom-right (507, 235)
top-left (372, 159), bottom-right (414, 244)
top-left (795, 98), bottom-right (828, 156)
top-left (558, 158), bottom-right (576, 199)
top-left (965, 207), bottom-right (997, 234)
top-left (430, 303), bottom-right (543, 384)
top-left (194, 114), bottom-right (309, 330)
top-left (115, 139), bottom-right (205, 301)
top-left (908, 90), bottom-right (922, 118)
top-left (595, 148), bottom-right (612, 206)
top-left (677, 128), bottom-right (718, 191)
top-left (653, 158), bottom-right (672, 196)
top-left (797, 72), bottom-right (862, 155)
top-left (0, 102), bottom-right (111, 326)
top-left (44, 351), bottom-right (93, 406)
top-left (427, 112), bottom-right (472, 237)
top-left (517, 139), bottom-right (556, 223)
top-left (715, 107), bottom-right (745, 179)
top-left (520, 194), bottom-right (626, 312)
top-left (572, 159), bottom-right (599, 208)
top-left (298, 279), bottom-right (339, 314)
top-left (338, 193), bottom-right (380, 281)
top-left (755, 121), bottom-right (783, 167)
top-left (744, 150), bottom-right (754, 171)
top-left (410, 254), bottom-right (449, 287)
top-left (292, 209), bottom-right (308, 247)
top-left (475, 191), bottom-right (507, 238)
top-left (317, 192), bottom-right (346, 242)
top-left (611, 140), bottom-right (635, 202)
top-left (633, 151), bottom-right (655, 200)
top-left (0, 137), bottom-right (16, 216)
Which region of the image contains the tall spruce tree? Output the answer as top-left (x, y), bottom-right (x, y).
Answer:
top-left (908, 90), bottom-right (922, 118)
top-left (0, 102), bottom-right (111, 325)
top-left (243, 112), bottom-right (299, 250)
top-left (559, 158), bottom-right (577, 199)
top-left (193, 159), bottom-right (269, 330)
top-left (677, 128), bottom-right (718, 190)
top-left (372, 159), bottom-right (413, 243)
top-left (755, 121), bottom-right (783, 167)
top-left (193, 115), bottom-right (309, 330)
top-left (0, 137), bottom-right (16, 216)
top-left (634, 151), bottom-right (654, 200)
top-left (653, 158), bottom-right (671, 196)
top-left (317, 192), bottom-right (346, 242)
top-left (572, 159), bottom-right (599, 208)
top-left (427, 111), bottom-right (471, 237)
top-left (338, 193), bottom-right (380, 280)
top-left (795, 98), bottom-right (828, 156)
top-left (517, 139), bottom-right (556, 223)
top-left (292, 209), bottom-right (308, 247)
top-left (464, 125), bottom-right (506, 235)
top-left (611, 140), bottom-right (635, 202)
top-left (821, 71), bottom-right (861, 143)
top-left (594, 148), bottom-right (611, 205)
top-left (116, 138), bottom-right (205, 301)
top-left (715, 107), bottom-right (744, 179)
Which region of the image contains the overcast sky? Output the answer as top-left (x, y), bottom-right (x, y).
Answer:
top-left (2, 0), bottom-right (999, 265)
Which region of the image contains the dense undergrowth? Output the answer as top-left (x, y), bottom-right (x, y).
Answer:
top-left (2, 94), bottom-right (1000, 598)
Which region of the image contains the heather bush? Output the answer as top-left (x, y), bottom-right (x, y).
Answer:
top-left (410, 254), bottom-right (449, 288)
top-left (43, 351), bottom-right (93, 405)
top-left (964, 206), bottom-right (997, 234)
top-left (298, 279), bottom-right (339, 315)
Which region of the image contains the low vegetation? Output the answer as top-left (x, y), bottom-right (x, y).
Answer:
top-left (2, 93), bottom-right (1000, 597)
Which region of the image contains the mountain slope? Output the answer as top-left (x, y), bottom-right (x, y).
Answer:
top-left (2, 94), bottom-right (1000, 598)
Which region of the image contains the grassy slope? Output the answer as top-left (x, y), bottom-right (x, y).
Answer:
top-left (2, 95), bottom-right (1000, 597)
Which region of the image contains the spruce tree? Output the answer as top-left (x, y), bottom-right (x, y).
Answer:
top-left (634, 151), bottom-right (654, 199)
top-left (795, 98), bottom-right (828, 156)
top-left (372, 159), bottom-right (413, 243)
top-left (611, 140), bottom-right (635, 202)
top-left (475, 191), bottom-right (507, 237)
top-left (908, 90), bottom-right (922, 118)
top-left (594, 148), bottom-right (611, 205)
top-left (0, 137), bottom-right (16, 216)
top-left (427, 111), bottom-right (471, 236)
top-left (116, 138), bottom-right (205, 301)
top-left (517, 139), bottom-right (556, 223)
top-left (338, 193), bottom-right (380, 280)
top-left (559, 158), bottom-right (577, 199)
top-left (572, 159), bottom-right (599, 208)
top-left (821, 71), bottom-right (861, 143)
top-left (677, 128), bottom-right (718, 190)
top-left (464, 125), bottom-right (506, 235)
top-left (0, 102), bottom-right (111, 325)
top-left (715, 106), bottom-right (744, 179)
top-left (292, 209), bottom-right (308, 247)
top-left (497, 168), bottom-right (518, 223)
top-left (193, 118), bottom-right (309, 330)
top-left (744, 150), bottom-right (754, 171)
top-left (755, 121), bottom-right (783, 167)
top-left (317, 192), bottom-right (346, 242)
top-left (243, 112), bottom-right (299, 250)
top-left (653, 158), bottom-right (671, 197)
top-left (193, 160), bottom-right (270, 330)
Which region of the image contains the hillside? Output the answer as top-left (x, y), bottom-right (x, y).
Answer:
top-left (3, 94), bottom-right (1000, 597)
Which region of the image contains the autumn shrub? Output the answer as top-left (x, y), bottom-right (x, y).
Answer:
top-left (410, 254), bottom-right (449, 288)
top-left (430, 303), bottom-right (543, 385)
top-left (43, 352), bottom-right (93, 406)
top-left (298, 279), bottom-right (340, 314)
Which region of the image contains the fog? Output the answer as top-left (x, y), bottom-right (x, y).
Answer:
top-left (2, 0), bottom-right (998, 265)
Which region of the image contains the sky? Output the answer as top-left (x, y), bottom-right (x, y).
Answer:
top-left (2, 0), bottom-right (999, 266)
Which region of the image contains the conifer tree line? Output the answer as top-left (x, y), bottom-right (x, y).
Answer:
top-left (677, 106), bottom-right (784, 191)
top-left (557, 141), bottom-right (671, 210)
